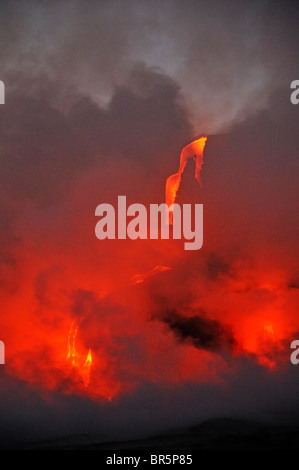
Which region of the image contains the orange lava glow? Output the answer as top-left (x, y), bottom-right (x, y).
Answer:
top-left (165, 136), bottom-right (207, 214)
top-left (1, 135), bottom-right (298, 402)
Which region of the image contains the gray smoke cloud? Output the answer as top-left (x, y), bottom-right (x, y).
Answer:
top-left (1, 0), bottom-right (298, 132)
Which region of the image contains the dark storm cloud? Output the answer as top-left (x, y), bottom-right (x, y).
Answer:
top-left (161, 309), bottom-right (237, 352)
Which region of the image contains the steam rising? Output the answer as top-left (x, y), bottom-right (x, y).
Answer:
top-left (1, 1), bottom-right (298, 133)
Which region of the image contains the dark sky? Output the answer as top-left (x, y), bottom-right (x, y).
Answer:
top-left (0, 0), bottom-right (298, 445)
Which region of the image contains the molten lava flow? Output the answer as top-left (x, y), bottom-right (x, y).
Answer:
top-left (84, 348), bottom-right (92, 367)
top-left (67, 321), bottom-right (78, 366)
top-left (67, 321), bottom-right (93, 387)
top-left (165, 136), bottom-right (207, 221)
top-left (83, 349), bottom-right (92, 386)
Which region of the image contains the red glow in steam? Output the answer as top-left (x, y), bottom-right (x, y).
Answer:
top-left (0, 136), bottom-right (297, 401)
